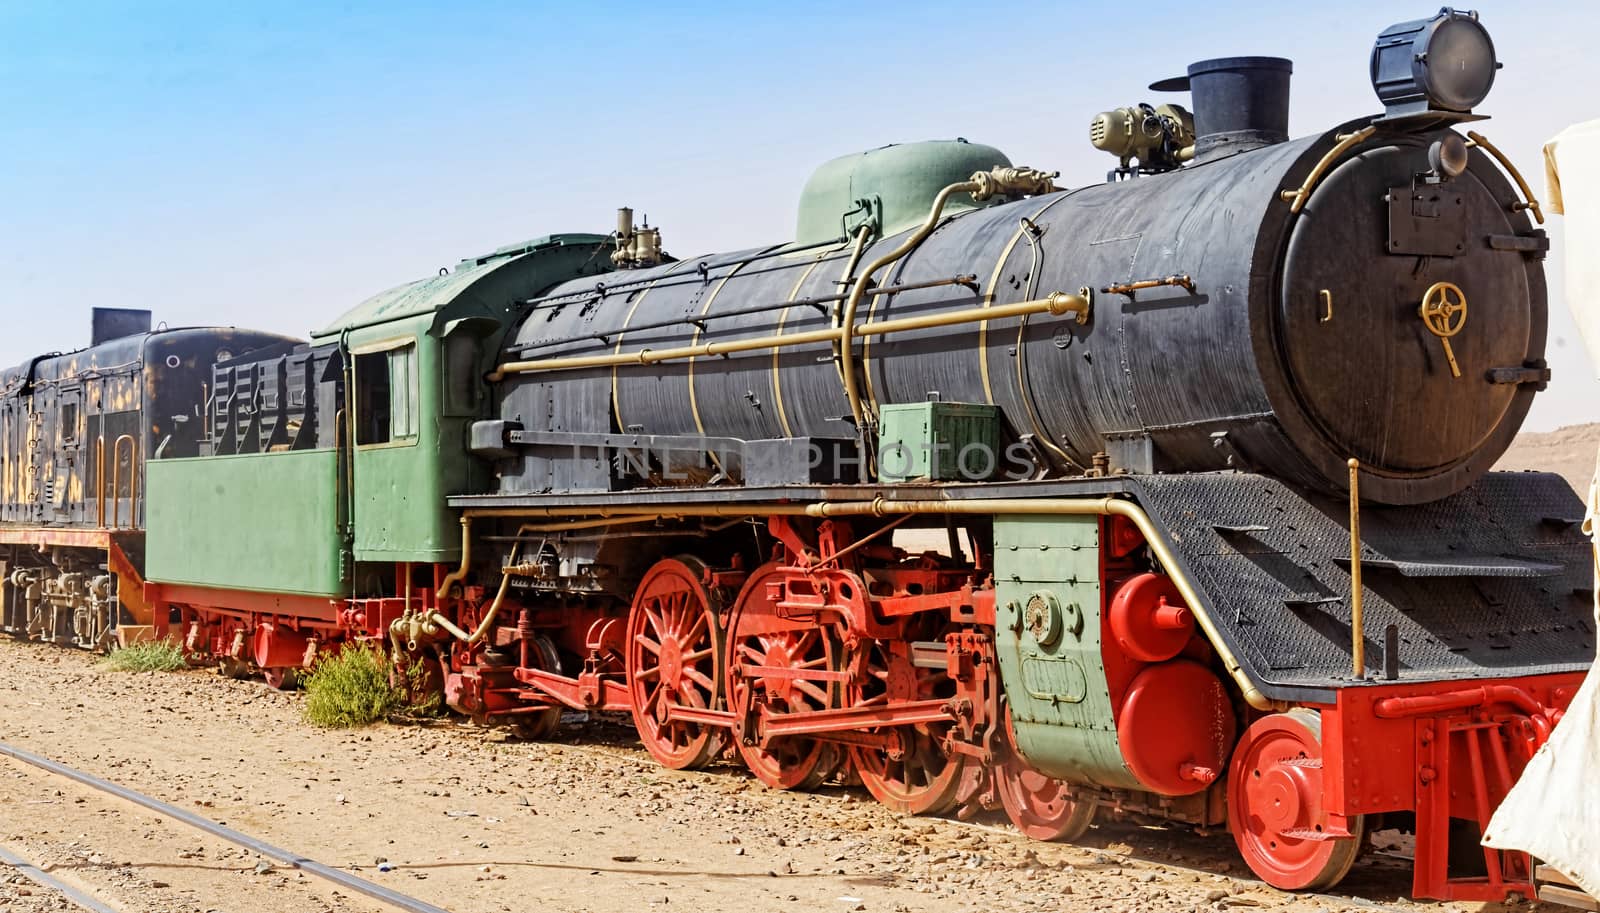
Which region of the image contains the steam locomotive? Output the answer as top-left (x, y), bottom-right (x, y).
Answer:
top-left (1, 8), bottom-right (1591, 903)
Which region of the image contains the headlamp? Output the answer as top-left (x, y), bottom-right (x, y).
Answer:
top-left (1371, 8), bottom-right (1498, 118)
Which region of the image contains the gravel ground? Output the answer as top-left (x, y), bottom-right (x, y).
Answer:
top-left (0, 638), bottom-right (1534, 913)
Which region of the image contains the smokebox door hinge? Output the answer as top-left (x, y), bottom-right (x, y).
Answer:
top-left (1484, 360), bottom-right (1551, 389)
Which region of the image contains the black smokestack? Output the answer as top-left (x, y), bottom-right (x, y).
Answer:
top-left (1151, 56), bottom-right (1292, 160)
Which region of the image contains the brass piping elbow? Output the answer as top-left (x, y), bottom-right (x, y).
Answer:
top-left (1045, 289), bottom-right (1093, 324)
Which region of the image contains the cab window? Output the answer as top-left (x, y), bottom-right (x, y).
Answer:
top-left (355, 342), bottom-right (418, 445)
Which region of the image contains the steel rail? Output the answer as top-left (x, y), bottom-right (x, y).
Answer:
top-left (0, 741), bottom-right (454, 913)
top-left (0, 842), bottom-right (121, 913)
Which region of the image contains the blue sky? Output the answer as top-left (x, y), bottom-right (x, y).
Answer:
top-left (2, 0), bottom-right (1596, 430)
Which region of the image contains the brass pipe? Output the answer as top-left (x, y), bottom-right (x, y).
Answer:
top-left (1348, 458), bottom-right (1365, 679)
top-left (837, 180), bottom-right (980, 429)
top-left (463, 504), bottom-right (816, 520)
top-left (490, 291), bottom-right (1085, 378)
top-left (463, 493), bottom-right (1278, 710)
top-left (436, 516), bottom-right (473, 600)
top-left (428, 518), bottom-right (645, 646)
top-left (428, 533), bottom-right (529, 645)
top-left (1465, 130), bottom-right (1545, 225)
top-left (515, 516), bottom-right (662, 534)
top-left (428, 569), bottom-right (510, 646)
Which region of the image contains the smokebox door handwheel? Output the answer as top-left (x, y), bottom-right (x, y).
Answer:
top-left (1418, 281), bottom-right (1468, 378)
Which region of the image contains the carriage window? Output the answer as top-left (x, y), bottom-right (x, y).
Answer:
top-left (60, 400), bottom-right (79, 446)
top-left (355, 342), bottom-right (418, 445)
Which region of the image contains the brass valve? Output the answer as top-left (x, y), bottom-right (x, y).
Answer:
top-left (969, 165), bottom-right (1061, 202)
top-left (611, 207), bottom-right (666, 269)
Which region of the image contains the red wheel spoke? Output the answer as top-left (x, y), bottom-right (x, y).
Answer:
top-left (792, 679), bottom-right (830, 706)
top-left (997, 719), bottom-right (1095, 841)
top-left (682, 667), bottom-right (715, 692)
top-left (683, 611), bottom-right (708, 645)
top-left (851, 634), bottom-right (965, 817)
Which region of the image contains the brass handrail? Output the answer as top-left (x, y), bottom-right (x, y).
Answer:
top-left (95, 437), bottom-right (106, 528)
top-left (110, 434), bottom-right (137, 529)
top-left (1348, 458), bottom-right (1365, 679)
top-left (1279, 127), bottom-right (1377, 214)
top-left (1465, 130), bottom-right (1546, 225)
top-left (836, 179), bottom-right (980, 430)
top-left (488, 291), bottom-right (1088, 378)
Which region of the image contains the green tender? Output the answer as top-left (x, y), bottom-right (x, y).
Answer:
top-left (145, 449), bottom-right (345, 597)
top-left (993, 514), bottom-right (1139, 789)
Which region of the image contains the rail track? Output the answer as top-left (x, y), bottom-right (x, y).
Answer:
top-left (0, 740), bottom-right (452, 913)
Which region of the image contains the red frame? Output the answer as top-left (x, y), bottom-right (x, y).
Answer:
top-left (1321, 674), bottom-right (1583, 900)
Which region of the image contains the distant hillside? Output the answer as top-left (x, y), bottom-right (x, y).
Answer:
top-left (1496, 423), bottom-right (1599, 498)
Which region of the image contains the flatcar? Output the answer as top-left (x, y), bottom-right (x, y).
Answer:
top-left (2, 7), bottom-right (1591, 904)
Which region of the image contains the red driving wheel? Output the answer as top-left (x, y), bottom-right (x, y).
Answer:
top-left (1228, 709), bottom-right (1364, 891)
top-left (725, 563), bottom-right (842, 789)
top-left (848, 629), bottom-right (965, 815)
top-left (625, 556), bottom-right (726, 770)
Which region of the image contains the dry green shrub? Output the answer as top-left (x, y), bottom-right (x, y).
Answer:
top-left (101, 639), bottom-right (187, 673)
top-left (302, 642), bottom-right (401, 728)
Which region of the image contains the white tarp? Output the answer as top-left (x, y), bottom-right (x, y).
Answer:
top-left (1480, 119), bottom-right (1600, 898)
top-left (1543, 120), bottom-right (1600, 368)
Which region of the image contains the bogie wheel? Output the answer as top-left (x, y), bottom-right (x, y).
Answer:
top-left (512, 635), bottom-right (564, 740)
top-left (726, 563), bottom-right (843, 789)
top-left (510, 634), bottom-right (565, 740)
top-left (1229, 708), bottom-right (1365, 892)
top-left (996, 711), bottom-right (1095, 841)
top-left (847, 631), bottom-right (966, 815)
top-left (626, 556), bottom-right (726, 769)
top-left (217, 657), bottom-right (252, 680)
